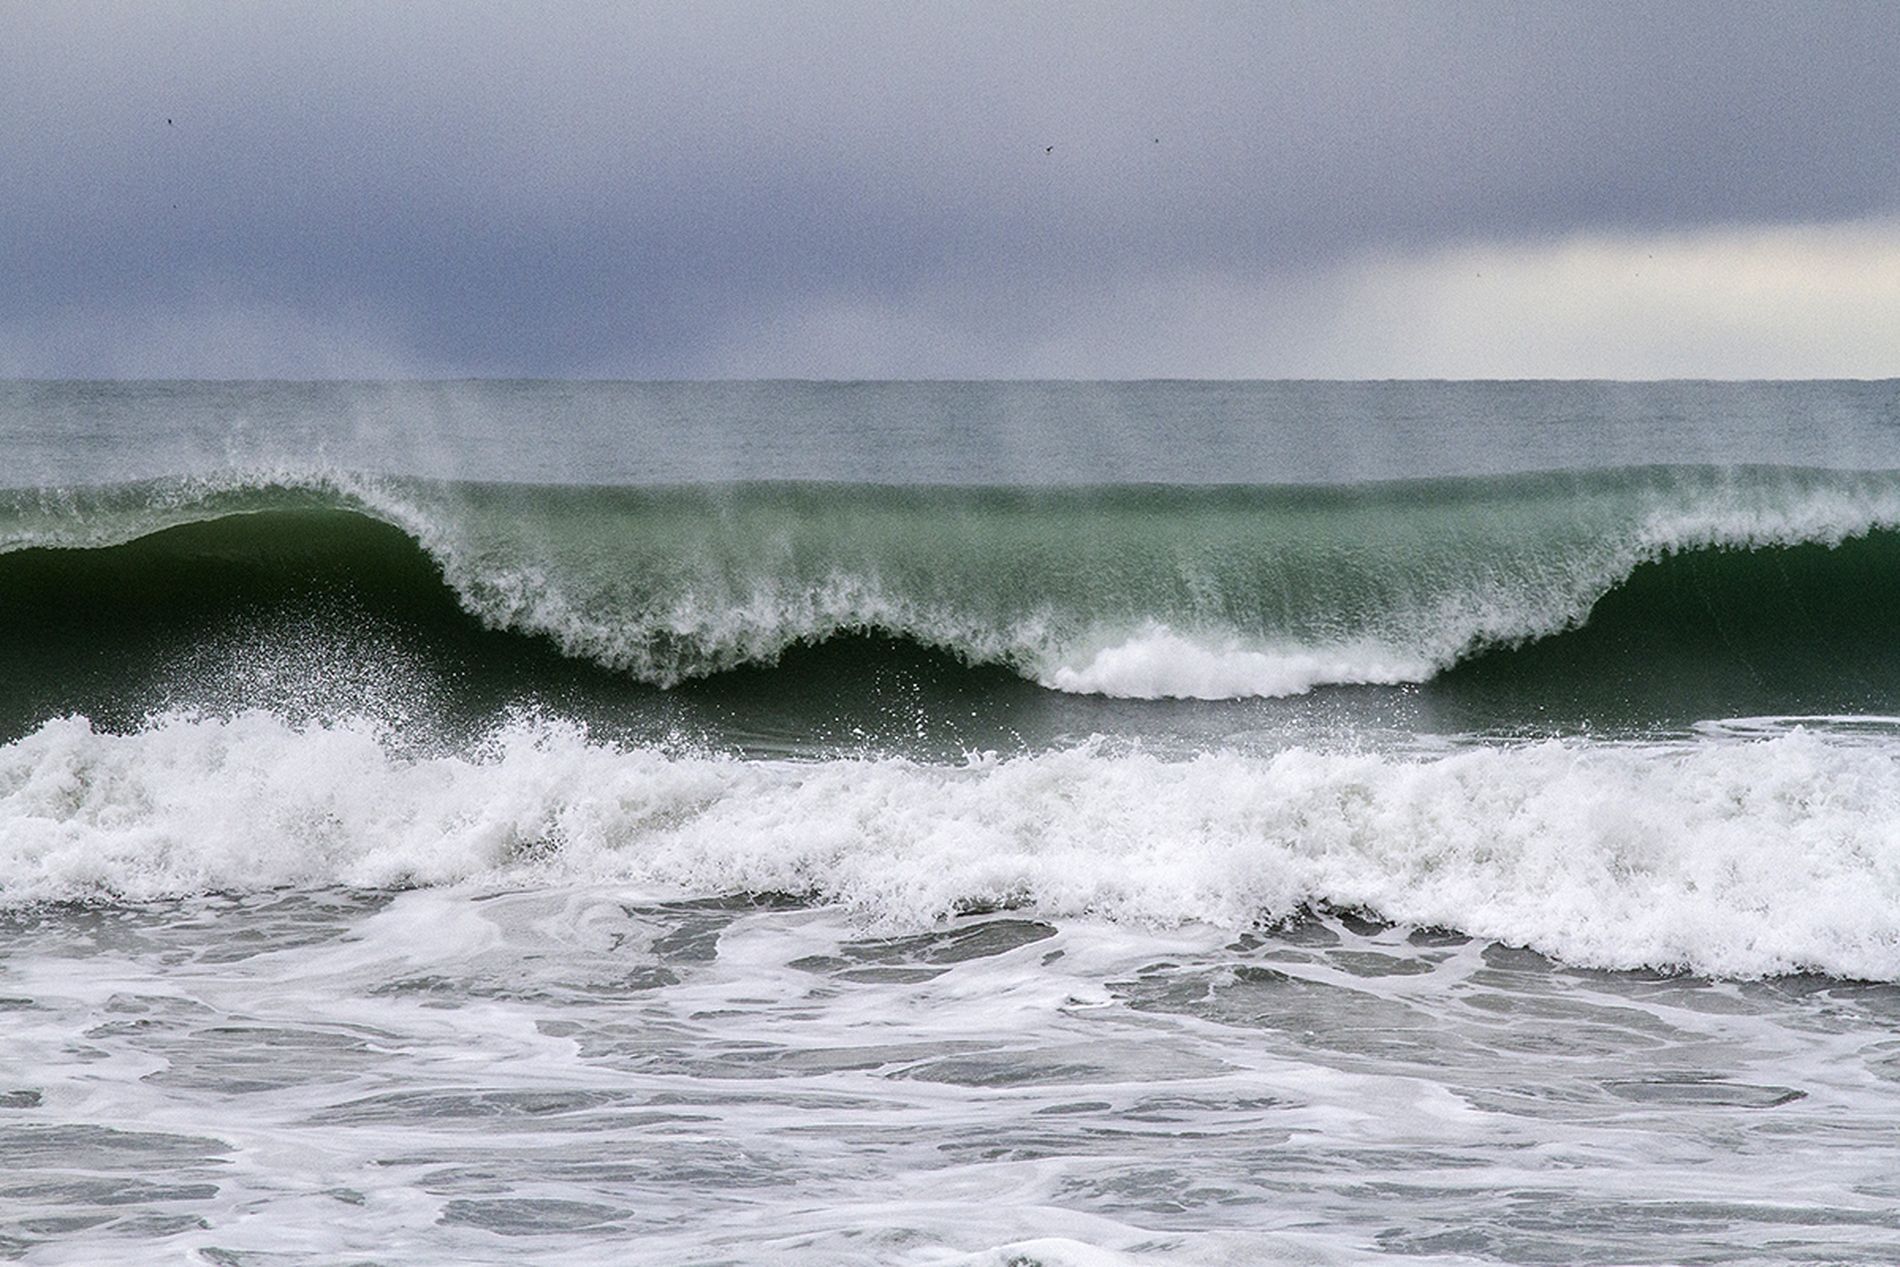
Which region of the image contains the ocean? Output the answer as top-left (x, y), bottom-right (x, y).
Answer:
top-left (6, 379), bottom-right (1900, 1264)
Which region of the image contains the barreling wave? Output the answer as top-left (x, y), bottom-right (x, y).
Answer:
top-left (6, 463), bottom-right (1900, 705)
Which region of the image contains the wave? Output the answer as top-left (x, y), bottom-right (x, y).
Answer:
top-left (13, 465), bottom-right (1900, 976)
top-left (6, 464), bottom-right (1900, 709)
top-left (6, 711), bottom-right (1900, 978)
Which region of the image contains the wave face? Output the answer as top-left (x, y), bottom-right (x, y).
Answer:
top-left (7, 712), bottom-right (1900, 978)
top-left (6, 465), bottom-right (1900, 726)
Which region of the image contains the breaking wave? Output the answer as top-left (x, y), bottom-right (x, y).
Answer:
top-left (7, 464), bottom-right (1900, 705)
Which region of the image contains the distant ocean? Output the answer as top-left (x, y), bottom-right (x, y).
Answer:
top-left (8, 380), bottom-right (1900, 1265)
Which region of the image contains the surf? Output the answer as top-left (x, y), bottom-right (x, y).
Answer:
top-left (7, 710), bottom-right (1900, 979)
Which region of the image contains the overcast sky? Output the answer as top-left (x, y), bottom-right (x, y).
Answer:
top-left (4, 1), bottom-right (1898, 378)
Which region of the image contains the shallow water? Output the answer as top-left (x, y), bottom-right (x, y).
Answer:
top-left (6, 891), bottom-right (1900, 1265)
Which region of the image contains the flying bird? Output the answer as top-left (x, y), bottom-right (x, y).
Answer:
top-left (1045, 145), bottom-right (1053, 154)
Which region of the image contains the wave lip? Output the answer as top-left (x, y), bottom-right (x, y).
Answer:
top-left (8, 712), bottom-right (1900, 980)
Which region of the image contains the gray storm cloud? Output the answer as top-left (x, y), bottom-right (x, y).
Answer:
top-left (3, 1), bottom-right (1898, 377)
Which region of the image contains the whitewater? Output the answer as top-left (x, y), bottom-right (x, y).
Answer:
top-left (9, 713), bottom-right (1900, 978)
top-left (8, 380), bottom-right (1900, 1266)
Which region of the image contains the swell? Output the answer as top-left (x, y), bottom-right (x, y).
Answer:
top-left (7, 466), bottom-right (1900, 722)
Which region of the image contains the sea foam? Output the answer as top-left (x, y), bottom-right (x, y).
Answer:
top-left (1041, 625), bottom-right (1435, 699)
top-left (6, 711), bottom-right (1900, 978)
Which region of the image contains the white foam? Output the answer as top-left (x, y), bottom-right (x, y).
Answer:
top-left (8, 712), bottom-right (1900, 978)
top-left (1041, 625), bottom-right (1434, 699)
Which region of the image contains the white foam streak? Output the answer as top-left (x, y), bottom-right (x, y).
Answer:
top-left (8, 713), bottom-right (1900, 978)
top-left (1042, 626), bottom-right (1430, 699)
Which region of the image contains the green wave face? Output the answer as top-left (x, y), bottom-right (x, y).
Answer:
top-left (6, 465), bottom-right (1900, 750)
